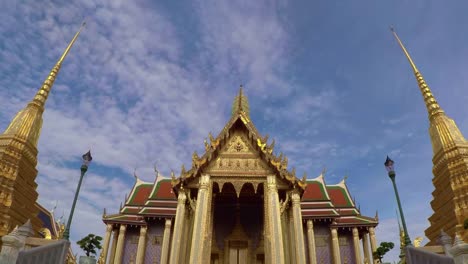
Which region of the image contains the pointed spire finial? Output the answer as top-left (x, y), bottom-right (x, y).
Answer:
top-left (231, 85), bottom-right (250, 117)
top-left (375, 210), bottom-right (379, 221)
top-left (30, 22), bottom-right (85, 110)
top-left (390, 27), bottom-right (444, 120)
top-left (133, 168), bottom-right (138, 180)
top-left (153, 163), bottom-right (159, 178)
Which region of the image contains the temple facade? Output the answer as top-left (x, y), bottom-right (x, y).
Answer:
top-left (392, 30), bottom-right (468, 245)
top-left (100, 89), bottom-right (379, 264)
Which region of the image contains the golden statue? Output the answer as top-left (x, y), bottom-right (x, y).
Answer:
top-left (414, 236), bottom-right (424, 247)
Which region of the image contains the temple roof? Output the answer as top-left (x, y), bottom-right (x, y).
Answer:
top-left (171, 88), bottom-right (307, 191)
top-left (104, 171), bottom-right (377, 228)
top-left (103, 88), bottom-right (377, 228)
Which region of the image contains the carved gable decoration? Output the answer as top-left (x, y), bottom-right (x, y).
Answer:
top-left (206, 131), bottom-right (272, 176)
top-left (226, 135), bottom-right (251, 153)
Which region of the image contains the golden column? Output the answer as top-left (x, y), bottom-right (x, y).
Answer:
top-left (369, 227), bottom-right (378, 264)
top-left (101, 224), bottom-right (113, 263)
top-left (189, 174), bottom-right (212, 264)
top-left (288, 208), bottom-right (297, 264)
top-left (291, 190), bottom-right (306, 263)
top-left (113, 224), bottom-right (127, 264)
top-left (306, 220), bottom-right (317, 264)
top-left (280, 209), bottom-right (290, 263)
top-left (265, 175), bottom-right (285, 264)
top-left (330, 227), bottom-right (341, 264)
top-left (169, 189), bottom-right (187, 264)
top-left (160, 219), bottom-right (172, 264)
top-left (362, 232), bottom-right (371, 264)
top-left (135, 225), bottom-right (147, 264)
top-left (352, 227), bottom-right (362, 264)
top-left (108, 229), bottom-right (119, 264)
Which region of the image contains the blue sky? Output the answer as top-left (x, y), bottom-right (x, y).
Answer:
top-left (1, 0), bottom-right (468, 262)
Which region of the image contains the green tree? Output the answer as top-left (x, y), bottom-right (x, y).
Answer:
top-left (373, 242), bottom-right (395, 263)
top-left (77, 234), bottom-right (103, 257)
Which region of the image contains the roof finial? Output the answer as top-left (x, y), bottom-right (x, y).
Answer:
top-left (231, 85), bottom-right (250, 117)
top-left (321, 166), bottom-right (327, 176)
top-left (153, 163), bottom-right (159, 179)
top-left (390, 26), bottom-right (444, 120)
top-left (30, 22), bottom-right (86, 110)
top-left (133, 168), bottom-right (138, 180)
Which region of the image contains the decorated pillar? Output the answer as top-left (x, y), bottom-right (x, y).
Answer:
top-left (169, 189), bottom-right (187, 264)
top-left (160, 219), bottom-right (172, 264)
top-left (113, 224), bottom-right (126, 264)
top-left (288, 208), bottom-right (297, 264)
top-left (189, 174), bottom-right (212, 264)
top-left (281, 209), bottom-right (290, 263)
top-left (291, 190), bottom-right (306, 263)
top-left (306, 220), bottom-right (317, 264)
top-left (108, 229), bottom-right (119, 264)
top-left (266, 175), bottom-right (285, 264)
top-left (362, 232), bottom-right (371, 264)
top-left (369, 227), bottom-right (378, 264)
top-left (135, 225), bottom-right (147, 264)
top-left (352, 227), bottom-right (362, 264)
top-left (101, 224), bottom-right (112, 263)
top-left (330, 227), bottom-right (341, 264)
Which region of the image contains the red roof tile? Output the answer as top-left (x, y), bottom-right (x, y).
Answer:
top-left (326, 186), bottom-right (352, 207)
top-left (149, 180), bottom-right (176, 200)
top-left (128, 184), bottom-right (153, 206)
top-left (302, 181), bottom-right (328, 201)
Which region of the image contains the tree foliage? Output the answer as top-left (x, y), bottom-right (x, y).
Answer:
top-left (77, 234), bottom-right (103, 257)
top-left (373, 241), bottom-right (395, 263)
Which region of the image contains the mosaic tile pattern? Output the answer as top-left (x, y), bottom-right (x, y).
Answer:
top-left (314, 223), bottom-right (331, 264)
top-left (122, 229), bottom-right (138, 264)
top-left (339, 233), bottom-right (355, 264)
top-left (144, 223), bottom-right (164, 264)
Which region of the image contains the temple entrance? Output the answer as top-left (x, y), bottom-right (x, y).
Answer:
top-left (212, 182), bottom-right (264, 264)
top-left (228, 240), bottom-right (248, 264)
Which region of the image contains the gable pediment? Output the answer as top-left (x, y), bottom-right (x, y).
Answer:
top-left (205, 130), bottom-right (273, 176)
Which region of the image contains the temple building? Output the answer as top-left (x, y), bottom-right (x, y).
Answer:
top-left (391, 30), bottom-right (468, 245)
top-left (101, 89), bottom-right (379, 264)
top-left (0, 24), bottom-right (83, 238)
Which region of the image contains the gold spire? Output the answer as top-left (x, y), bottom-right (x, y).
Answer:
top-left (231, 85), bottom-right (250, 118)
top-left (3, 23), bottom-right (84, 146)
top-left (390, 27), bottom-right (444, 120)
top-left (30, 22), bottom-right (86, 110)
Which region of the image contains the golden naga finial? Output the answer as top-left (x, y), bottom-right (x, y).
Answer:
top-left (301, 172), bottom-right (307, 182)
top-left (204, 138), bottom-right (210, 152)
top-left (30, 22), bottom-right (86, 110)
top-left (281, 156), bottom-right (288, 170)
top-left (291, 167), bottom-right (296, 178)
top-left (171, 170), bottom-right (176, 180)
top-left (390, 27), bottom-right (444, 120)
top-left (181, 164), bottom-right (187, 176)
top-left (102, 208), bottom-right (107, 218)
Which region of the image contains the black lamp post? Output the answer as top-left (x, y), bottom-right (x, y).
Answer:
top-left (63, 150), bottom-right (93, 240)
top-left (384, 156), bottom-right (412, 261)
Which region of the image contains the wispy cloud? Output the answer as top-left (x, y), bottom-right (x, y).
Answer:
top-left (1, 1), bottom-right (467, 261)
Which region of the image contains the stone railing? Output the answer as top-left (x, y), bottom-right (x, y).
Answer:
top-left (406, 246), bottom-right (455, 264)
top-left (406, 231), bottom-right (468, 264)
top-left (16, 239), bottom-right (70, 264)
top-left (0, 219), bottom-right (71, 264)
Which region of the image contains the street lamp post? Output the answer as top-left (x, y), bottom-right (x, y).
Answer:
top-left (384, 156), bottom-right (412, 262)
top-left (63, 150), bottom-right (93, 240)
